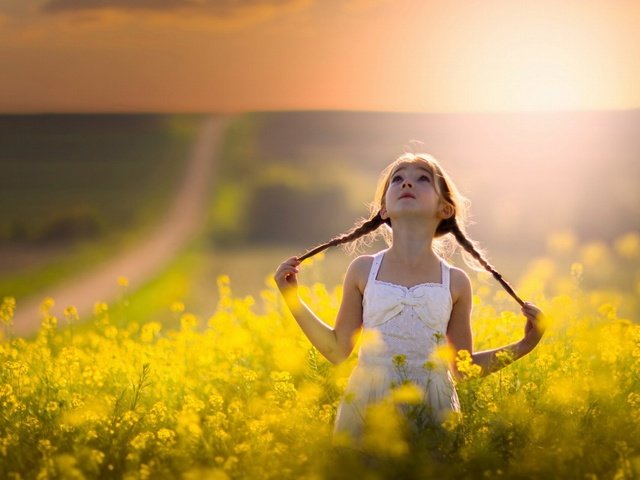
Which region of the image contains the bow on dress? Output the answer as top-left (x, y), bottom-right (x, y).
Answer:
top-left (365, 286), bottom-right (449, 333)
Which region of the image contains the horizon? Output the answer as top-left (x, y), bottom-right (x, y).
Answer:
top-left (1, 106), bottom-right (639, 116)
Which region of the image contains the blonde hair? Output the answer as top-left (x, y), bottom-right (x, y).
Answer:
top-left (296, 149), bottom-right (525, 306)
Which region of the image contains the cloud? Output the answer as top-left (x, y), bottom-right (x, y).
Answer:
top-left (40, 0), bottom-right (309, 17)
top-left (29, 0), bottom-right (315, 33)
top-left (340, 0), bottom-right (394, 13)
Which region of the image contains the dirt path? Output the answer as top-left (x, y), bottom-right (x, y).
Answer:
top-left (11, 114), bottom-right (232, 337)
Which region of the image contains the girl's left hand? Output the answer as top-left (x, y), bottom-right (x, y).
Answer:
top-left (521, 301), bottom-right (546, 349)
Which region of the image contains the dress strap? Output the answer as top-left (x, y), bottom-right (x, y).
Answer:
top-left (367, 250), bottom-right (386, 285)
top-left (441, 258), bottom-right (450, 287)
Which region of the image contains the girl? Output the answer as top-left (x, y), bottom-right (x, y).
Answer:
top-left (273, 152), bottom-right (546, 452)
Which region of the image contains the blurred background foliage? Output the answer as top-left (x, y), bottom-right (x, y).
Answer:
top-left (0, 114), bottom-right (204, 245)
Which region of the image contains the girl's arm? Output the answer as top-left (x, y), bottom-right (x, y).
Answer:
top-left (446, 268), bottom-right (546, 382)
top-left (274, 256), bottom-right (365, 365)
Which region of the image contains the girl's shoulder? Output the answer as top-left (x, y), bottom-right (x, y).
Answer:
top-left (345, 253), bottom-right (378, 296)
top-left (448, 265), bottom-right (472, 305)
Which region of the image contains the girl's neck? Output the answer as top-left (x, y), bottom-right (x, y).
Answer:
top-left (387, 219), bottom-right (438, 267)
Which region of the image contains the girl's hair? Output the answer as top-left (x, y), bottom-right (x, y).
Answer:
top-left (295, 148), bottom-right (525, 307)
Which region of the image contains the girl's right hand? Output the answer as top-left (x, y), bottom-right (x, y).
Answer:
top-left (521, 301), bottom-right (546, 350)
top-left (274, 256), bottom-right (301, 296)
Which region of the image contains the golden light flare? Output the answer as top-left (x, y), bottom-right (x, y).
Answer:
top-left (363, 0), bottom-right (640, 112)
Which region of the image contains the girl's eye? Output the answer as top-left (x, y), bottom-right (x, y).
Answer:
top-left (420, 175), bottom-right (431, 182)
top-left (392, 175), bottom-right (402, 182)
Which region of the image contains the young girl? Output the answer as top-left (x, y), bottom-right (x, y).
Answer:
top-left (273, 152), bottom-right (546, 452)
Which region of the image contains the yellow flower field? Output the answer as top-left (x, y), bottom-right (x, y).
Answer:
top-left (1, 233), bottom-right (639, 479)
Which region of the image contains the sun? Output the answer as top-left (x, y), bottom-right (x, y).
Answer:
top-left (396, 1), bottom-right (635, 113)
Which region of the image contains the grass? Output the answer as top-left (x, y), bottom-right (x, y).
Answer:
top-left (0, 114), bottom-right (205, 301)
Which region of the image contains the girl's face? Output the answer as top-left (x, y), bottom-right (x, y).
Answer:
top-left (382, 162), bottom-right (441, 220)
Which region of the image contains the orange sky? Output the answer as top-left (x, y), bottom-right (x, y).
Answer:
top-left (1, 0), bottom-right (639, 113)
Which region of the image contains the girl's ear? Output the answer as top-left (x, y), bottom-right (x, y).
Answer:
top-left (439, 203), bottom-right (454, 219)
top-left (380, 206), bottom-right (388, 220)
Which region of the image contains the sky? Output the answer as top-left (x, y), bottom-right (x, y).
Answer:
top-left (0, 0), bottom-right (639, 113)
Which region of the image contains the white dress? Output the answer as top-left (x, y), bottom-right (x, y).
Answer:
top-left (332, 248), bottom-right (461, 449)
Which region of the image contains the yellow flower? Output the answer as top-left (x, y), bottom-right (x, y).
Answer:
top-left (579, 241), bottom-right (609, 267)
top-left (430, 343), bottom-right (456, 365)
top-left (392, 354), bottom-right (407, 368)
top-left (40, 315), bottom-right (58, 331)
top-left (454, 349), bottom-right (482, 379)
top-left (177, 410), bottom-right (202, 438)
top-left (362, 400), bottom-right (409, 458)
top-left (45, 401), bottom-right (59, 413)
top-left (495, 349), bottom-right (515, 366)
top-left (63, 306), bottom-right (79, 324)
top-left (233, 442), bottom-right (251, 454)
top-left (614, 232), bottom-right (640, 259)
top-left (627, 392), bottom-right (640, 409)
top-left (442, 410), bottom-right (463, 431)
top-left (570, 262), bottom-right (584, 282)
top-left (546, 229), bottom-right (577, 255)
top-left (40, 296), bottom-right (55, 314)
top-left (156, 428), bottom-right (176, 444)
top-left (0, 297), bottom-right (16, 326)
top-left (422, 360), bottom-right (436, 371)
top-left (140, 322), bottom-right (162, 343)
top-left (180, 313), bottom-right (198, 331)
top-left (130, 432), bottom-right (153, 450)
top-left (170, 301), bottom-right (185, 313)
top-left (391, 382), bottom-right (424, 405)
top-left (208, 392), bottom-right (225, 411)
top-left (93, 301), bottom-right (109, 316)
top-left (117, 276), bottom-right (129, 287)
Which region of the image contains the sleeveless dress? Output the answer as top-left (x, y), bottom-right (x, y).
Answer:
top-left (332, 248), bottom-right (462, 449)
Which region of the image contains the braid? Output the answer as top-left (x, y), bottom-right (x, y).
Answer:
top-left (293, 150), bottom-right (524, 308)
top-left (295, 211), bottom-right (388, 262)
top-left (447, 218), bottom-right (525, 307)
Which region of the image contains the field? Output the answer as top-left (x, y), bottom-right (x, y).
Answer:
top-left (1, 110), bottom-right (639, 478)
top-left (1, 231), bottom-right (639, 478)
